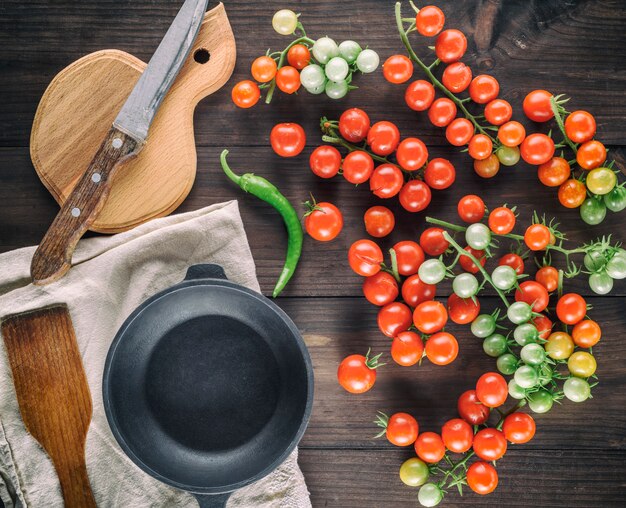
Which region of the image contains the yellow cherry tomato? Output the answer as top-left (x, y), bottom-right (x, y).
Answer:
top-left (545, 331), bottom-right (574, 360)
top-left (586, 167), bottom-right (617, 195)
top-left (568, 351), bottom-right (597, 378)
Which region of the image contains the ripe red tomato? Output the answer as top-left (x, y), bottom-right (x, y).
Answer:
top-left (339, 108), bottom-right (371, 142)
top-left (458, 195), bottom-right (485, 223)
top-left (572, 319), bottom-right (601, 348)
top-left (520, 133), bottom-right (555, 165)
top-left (459, 246), bottom-right (486, 274)
top-left (446, 118), bottom-right (474, 146)
top-left (498, 121), bottom-right (526, 147)
top-left (469, 75), bottom-right (499, 104)
top-left (468, 134), bottom-right (493, 160)
top-left (342, 151), bottom-right (374, 184)
top-left (413, 300), bottom-right (448, 335)
top-left (484, 99), bottom-right (512, 125)
top-left (538, 157), bottom-right (571, 187)
top-left (556, 293), bottom-right (587, 325)
top-left (457, 390), bottom-right (490, 425)
top-left (475, 372), bottom-right (508, 408)
top-left (391, 331), bottom-right (424, 367)
top-left (399, 180), bottom-right (432, 213)
top-left (402, 275), bottom-right (436, 307)
top-left (420, 227), bottom-right (450, 256)
top-left (502, 412), bottom-right (536, 444)
top-left (396, 137), bottom-right (429, 171)
top-left (378, 302), bottom-right (413, 337)
top-left (515, 280), bottom-right (549, 312)
top-left (532, 314), bottom-right (553, 340)
top-left (383, 54), bottom-right (414, 84)
top-left (558, 179), bottom-right (586, 208)
top-left (363, 271), bottom-right (399, 306)
top-left (275, 66), bottom-right (301, 94)
top-left (414, 432), bottom-right (446, 463)
top-left (447, 293), bottom-right (480, 324)
top-left (270, 123), bottom-right (306, 157)
top-left (473, 428), bottom-right (507, 461)
top-left (367, 121), bottom-right (401, 156)
top-left (370, 164), bottom-right (404, 199)
top-left (499, 252), bottom-right (525, 275)
top-left (309, 145), bottom-right (341, 178)
top-left (488, 207), bottom-right (516, 234)
top-left (424, 158), bottom-right (456, 190)
top-left (287, 44), bottom-right (311, 70)
top-left (441, 418), bottom-right (473, 453)
top-left (251, 55), bottom-right (278, 83)
top-left (304, 202), bottom-right (343, 242)
top-left (425, 332), bottom-right (459, 365)
top-left (348, 239), bottom-right (383, 276)
top-left (442, 62), bottom-right (472, 93)
top-left (524, 224), bottom-right (552, 251)
top-left (405, 80), bottom-right (436, 111)
top-left (435, 29), bottom-right (467, 63)
top-left (576, 140), bottom-right (606, 170)
top-left (523, 89), bottom-right (554, 122)
top-left (474, 154), bottom-right (500, 178)
top-left (535, 266), bottom-right (559, 293)
top-left (337, 353), bottom-right (378, 393)
top-left (385, 413), bottom-right (419, 446)
top-left (415, 5), bottom-right (445, 36)
top-left (467, 462), bottom-right (498, 495)
top-left (393, 241), bottom-right (425, 276)
top-left (565, 110), bottom-right (596, 144)
top-left (364, 206), bottom-right (395, 238)
top-left (232, 80), bottom-right (261, 108)
top-left (428, 98), bottom-right (457, 127)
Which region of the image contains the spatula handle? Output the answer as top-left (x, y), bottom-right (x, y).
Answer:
top-left (31, 127), bottom-right (139, 285)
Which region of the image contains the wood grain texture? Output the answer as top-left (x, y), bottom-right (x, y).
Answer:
top-left (1, 306), bottom-right (95, 508)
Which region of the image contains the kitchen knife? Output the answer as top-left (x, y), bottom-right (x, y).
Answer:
top-left (31, 0), bottom-right (210, 285)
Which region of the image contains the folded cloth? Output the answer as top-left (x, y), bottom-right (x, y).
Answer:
top-left (0, 201), bottom-right (311, 508)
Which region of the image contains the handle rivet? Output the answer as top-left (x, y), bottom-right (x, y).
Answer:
top-left (71, 207), bottom-right (81, 217)
top-left (91, 173), bottom-right (102, 183)
top-left (112, 138), bottom-right (123, 149)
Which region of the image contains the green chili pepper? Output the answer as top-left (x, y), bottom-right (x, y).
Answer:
top-left (220, 150), bottom-right (303, 298)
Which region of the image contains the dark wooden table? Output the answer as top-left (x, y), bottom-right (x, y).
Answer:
top-left (1, 1), bottom-right (626, 506)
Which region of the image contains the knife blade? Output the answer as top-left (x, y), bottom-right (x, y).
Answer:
top-left (31, 0), bottom-right (210, 285)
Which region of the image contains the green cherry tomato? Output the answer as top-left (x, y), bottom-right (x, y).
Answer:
top-left (520, 343), bottom-right (546, 366)
top-left (507, 301), bottom-right (533, 324)
top-left (568, 351), bottom-right (597, 378)
top-left (453, 273), bottom-right (479, 298)
top-left (483, 333), bottom-right (508, 357)
top-left (580, 197), bottom-right (607, 225)
top-left (418, 259), bottom-right (447, 285)
top-left (604, 186), bottom-right (626, 212)
top-left (338, 40), bottom-right (362, 63)
top-left (563, 377), bottom-right (591, 403)
top-left (272, 9), bottom-right (299, 35)
top-left (508, 378), bottom-right (526, 400)
top-left (418, 483), bottom-right (443, 507)
top-left (527, 389), bottom-right (553, 414)
top-left (589, 271), bottom-right (613, 295)
top-left (513, 323), bottom-right (539, 346)
top-left (305, 82), bottom-right (326, 95)
top-left (325, 57), bottom-right (350, 82)
top-left (325, 79), bottom-right (349, 99)
top-left (514, 365), bottom-right (539, 389)
top-left (400, 457), bottom-right (430, 487)
top-left (537, 363), bottom-right (553, 386)
top-left (465, 223), bottom-right (492, 250)
top-left (496, 145), bottom-right (521, 167)
top-left (497, 353), bottom-right (518, 375)
top-left (300, 64), bottom-right (326, 89)
top-left (586, 167), bottom-right (617, 195)
top-left (312, 37), bottom-right (339, 64)
top-left (471, 314), bottom-right (497, 338)
top-left (583, 249), bottom-right (607, 272)
top-left (606, 254), bottom-right (626, 280)
top-left (492, 265), bottom-right (517, 291)
top-left (356, 49), bottom-right (380, 73)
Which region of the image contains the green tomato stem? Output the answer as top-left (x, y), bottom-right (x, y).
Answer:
top-left (550, 96), bottom-right (579, 154)
top-left (321, 133), bottom-right (389, 163)
top-left (389, 248), bottom-right (402, 283)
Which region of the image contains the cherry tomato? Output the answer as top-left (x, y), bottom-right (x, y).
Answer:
top-left (402, 275), bottom-right (437, 307)
top-left (446, 118), bottom-right (474, 146)
top-left (532, 314), bottom-right (553, 340)
top-left (499, 253), bottom-right (525, 275)
top-left (520, 133), bottom-right (555, 165)
top-left (424, 158), bottom-right (456, 189)
top-left (309, 145), bottom-right (341, 178)
top-left (367, 121), bottom-right (401, 156)
top-left (275, 66), bottom-right (301, 94)
top-left (442, 418), bottom-right (473, 453)
top-left (305, 202), bottom-right (343, 242)
top-left (565, 110), bottom-right (596, 143)
top-left (469, 75), bottom-right (499, 104)
top-left (399, 180), bottom-right (432, 213)
top-left (484, 99), bottom-right (513, 126)
top-left (556, 293), bottom-right (587, 325)
top-left (270, 123), bottom-right (306, 157)
top-left (405, 80), bottom-right (436, 111)
top-left (383, 55), bottom-right (414, 84)
top-left (342, 151), bottom-right (374, 184)
top-left (473, 428), bottom-right (507, 461)
top-left (232, 80), bottom-right (261, 108)
top-left (251, 55), bottom-right (277, 83)
top-left (523, 89), bottom-right (554, 122)
top-left (515, 280), bottom-right (549, 312)
top-left (498, 121), bottom-right (526, 147)
top-left (363, 271), bottom-right (399, 306)
top-left (535, 266), bottom-right (559, 292)
top-left (442, 62), bottom-right (472, 93)
top-left (524, 224), bottom-right (551, 251)
top-left (572, 319), bottom-right (601, 348)
top-left (339, 108), bottom-right (371, 142)
top-left (378, 302), bottom-right (413, 337)
top-left (428, 98), bottom-right (457, 127)
top-left (435, 29), bottom-right (467, 63)
top-left (364, 206), bottom-right (395, 237)
top-left (415, 5), bottom-right (445, 36)
top-left (468, 134), bottom-right (493, 160)
top-left (370, 164), bottom-right (404, 199)
top-left (391, 331), bottom-right (424, 366)
top-left (538, 157), bottom-right (571, 187)
top-left (337, 353), bottom-right (378, 393)
top-left (414, 432), bottom-right (446, 463)
top-left (576, 140), bottom-right (606, 170)
top-left (413, 300), bottom-right (448, 334)
top-left (287, 44), bottom-right (311, 70)
top-left (385, 413), bottom-right (419, 446)
top-left (467, 462), bottom-right (498, 495)
top-left (447, 293), bottom-right (480, 325)
top-left (476, 372), bottom-right (508, 408)
top-left (397, 138), bottom-right (429, 171)
top-left (488, 207), bottom-right (516, 235)
top-left (393, 241), bottom-right (425, 276)
top-left (474, 154), bottom-right (500, 178)
top-left (502, 412), bottom-right (536, 444)
top-left (425, 332), bottom-right (459, 365)
top-left (457, 390), bottom-right (490, 425)
top-left (558, 179), bottom-right (587, 208)
top-left (348, 239), bottom-right (383, 276)
top-left (420, 227), bottom-right (450, 256)
top-left (458, 195), bottom-right (485, 223)
top-left (459, 246), bottom-right (486, 274)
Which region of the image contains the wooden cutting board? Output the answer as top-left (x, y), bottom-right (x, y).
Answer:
top-left (30, 3), bottom-right (236, 234)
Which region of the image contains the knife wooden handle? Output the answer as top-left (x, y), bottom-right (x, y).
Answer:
top-left (31, 127), bottom-right (139, 285)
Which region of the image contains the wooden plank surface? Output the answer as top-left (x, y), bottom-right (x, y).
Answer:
top-left (1, 0), bottom-right (626, 506)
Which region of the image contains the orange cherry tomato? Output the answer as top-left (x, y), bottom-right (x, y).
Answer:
top-left (337, 353), bottom-right (378, 393)
top-left (435, 29), bottom-right (467, 63)
top-left (367, 121), bottom-right (401, 156)
top-left (414, 432), bottom-right (446, 463)
top-left (447, 293), bottom-right (480, 325)
top-left (556, 293), bottom-right (587, 325)
top-left (364, 206), bottom-right (395, 238)
top-left (304, 201), bottom-right (343, 242)
top-left (413, 300), bottom-right (448, 335)
top-left (385, 413), bottom-right (419, 447)
top-left (468, 134), bottom-right (493, 160)
top-left (475, 372), bottom-right (508, 408)
top-left (520, 133), bottom-right (555, 165)
top-left (415, 5), bottom-right (445, 36)
top-left (309, 145), bottom-right (342, 179)
top-left (396, 137), bottom-right (429, 171)
top-left (572, 319), bottom-right (601, 348)
top-left (446, 118), bottom-right (474, 146)
top-left (442, 62), bottom-right (472, 93)
top-left (424, 158), bottom-right (456, 190)
top-left (458, 194), bottom-right (485, 223)
top-left (484, 99), bottom-right (512, 125)
top-left (231, 80), bottom-right (261, 108)
top-left (391, 331), bottom-right (424, 367)
top-left (498, 121), bottom-right (526, 147)
top-left (502, 412), bottom-right (536, 444)
top-left (428, 98), bottom-right (457, 127)
top-left (363, 271), bottom-right (399, 306)
top-left (378, 302), bottom-right (413, 337)
top-left (339, 108), bottom-right (371, 142)
top-left (342, 151), bottom-right (374, 184)
top-left (405, 80), bottom-right (436, 111)
top-left (473, 428), bottom-right (507, 461)
top-left (576, 140), bottom-right (606, 170)
top-left (393, 241), bottom-right (425, 276)
top-left (441, 418), bottom-right (473, 453)
top-left (474, 154), bottom-right (500, 178)
top-left (399, 180), bottom-right (432, 213)
top-left (538, 157), bottom-right (571, 187)
top-left (275, 66), bottom-right (301, 94)
top-left (270, 123), bottom-right (306, 157)
top-left (469, 75), bottom-right (499, 104)
top-left (523, 89), bottom-right (554, 122)
top-left (383, 54), bottom-right (414, 84)
top-left (524, 224), bottom-right (552, 251)
top-left (287, 44), bottom-right (311, 70)
top-left (251, 55), bottom-right (277, 83)
top-left (535, 266), bottom-right (559, 292)
top-left (488, 206), bottom-right (516, 234)
top-left (370, 164), bottom-right (404, 199)
top-left (467, 462), bottom-right (498, 495)
top-left (558, 179), bottom-right (587, 208)
top-left (425, 332), bottom-right (459, 365)
top-left (348, 239), bottom-right (383, 276)
top-left (565, 110), bottom-right (596, 143)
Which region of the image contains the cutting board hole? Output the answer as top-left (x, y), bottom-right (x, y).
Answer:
top-left (194, 49), bottom-right (210, 64)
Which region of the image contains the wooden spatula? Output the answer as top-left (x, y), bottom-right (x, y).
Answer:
top-left (1, 305), bottom-right (96, 507)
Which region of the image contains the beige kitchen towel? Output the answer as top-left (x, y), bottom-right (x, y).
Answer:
top-left (0, 201), bottom-right (311, 508)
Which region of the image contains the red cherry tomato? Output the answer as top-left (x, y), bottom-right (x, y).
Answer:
top-left (498, 121), bottom-right (526, 147)
top-left (378, 302), bottom-right (413, 337)
top-left (435, 29), bottom-right (467, 63)
top-left (304, 202), bottom-right (343, 242)
top-left (424, 158), bottom-right (456, 190)
top-left (565, 110), bottom-right (596, 144)
top-left (556, 293), bottom-right (587, 325)
top-left (393, 241), bottom-right (425, 276)
top-left (309, 145), bottom-right (342, 178)
top-left (287, 44), bottom-right (311, 70)
top-left (364, 206), bottom-right (395, 238)
top-left (428, 98), bottom-right (457, 127)
top-left (275, 66), bottom-right (301, 94)
top-left (414, 432), bottom-right (446, 463)
top-left (446, 118), bottom-right (474, 146)
top-left (538, 157), bottom-right (571, 187)
top-left (396, 137), bottom-right (429, 171)
top-left (524, 224), bottom-right (552, 251)
top-left (348, 239), bottom-right (383, 277)
top-left (576, 140), bottom-right (606, 170)
top-left (520, 133), bottom-right (555, 165)
top-left (458, 194), bottom-right (485, 223)
top-left (457, 389), bottom-right (490, 425)
top-left (532, 314), bottom-right (553, 340)
top-left (405, 80), bottom-right (436, 111)
top-left (399, 180), bottom-right (432, 213)
top-left (459, 246), bottom-right (486, 274)
top-left (342, 151), bottom-right (374, 184)
top-left (523, 89), bottom-right (554, 122)
top-left (502, 412), bottom-right (536, 444)
top-left (558, 179), bottom-right (587, 208)
top-left (370, 164), bottom-right (404, 199)
top-left (468, 134), bottom-right (493, 160)
top-left (383, 54), bottom-right (414, 84)
top-left (339, 108), bottom-right (371, 143)
top-left (467, 462), bottom-right (499, 495)
top-left (402, 275), bottom-right (436, 307)
top-left (535, 266), bottom-right (559, 293)
top-left (232, 80), bottom-right (261, 109)
top-left (391, 331), bottom-right (424, 367)
top-left (476, 372), bottom-right (508, 408)
top-left (420, 227), bottom-right (450, 256)
top-left (515, 280), bottom-right (550, 312)
top-left (473, 428), bottom-right (507, 461)
top-left (499, 253), bottom-right (525, 275)
top-left (337, 353), bottom-right (378, 393)
top-left (367, 121), bottom-right (401, 156)
top-left (385, 413), bottom-right (419, 446)
top-left (413, 300), bottom-right (448, 335)
top-left (270, 123), bottom-right (306, 157)
top-left (488, 207), bottom-right (516, 234)
top-left (415, 5), bottom-right (445, 36)
top-left (363, 271), bottom-right (399, 306)
top-left (469, 75), bottom-right (499, 104)
top-left (441, 418), bottom-right (473, 453)
top-left (484, 99), bottom-right (513, 125)
top-left (447, 293), bottom-right (480, 325)
top-left (442, 62), bottom-right (472, 93)
top-left (425, 332), bottom-right (459, 365)
top-left (251, 55), bottom-right (277, 83)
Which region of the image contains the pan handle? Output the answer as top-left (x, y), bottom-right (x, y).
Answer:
top-left (193, 493), bottom-right (231, 508)
top-left (184, 264), bottom-right (228, 282)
